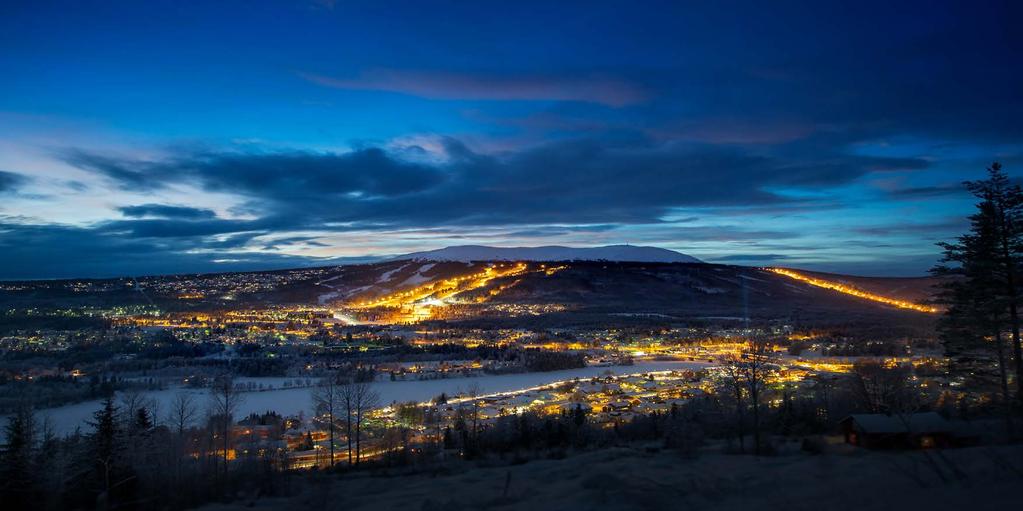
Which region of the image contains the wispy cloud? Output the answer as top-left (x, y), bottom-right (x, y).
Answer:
top-left (300, 69), bottom-right (648, 107)
top-left (884, 184), bottom-right (968, 199)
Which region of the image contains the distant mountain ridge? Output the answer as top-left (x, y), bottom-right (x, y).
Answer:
top-left (394, 245), bottom-right (702, 263)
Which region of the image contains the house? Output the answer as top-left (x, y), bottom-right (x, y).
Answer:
top-left (839, 412), bottom-right (954, 449)
top-left (604, 399), bottom-right (633, 414)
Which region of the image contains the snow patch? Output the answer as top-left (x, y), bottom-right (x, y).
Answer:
top-left (399, 263), bottom-right (436, 287)
top-left (395, 245), bottom-right (701, 263)
top-left (376, 263), bottom-right (411, 284)
top-left (316, 270), bottom-right (345, 304)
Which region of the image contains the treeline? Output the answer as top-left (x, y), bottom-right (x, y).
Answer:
top-left (0, 313), bottom-right (108, 337)
top-left (4, 331), bottom-right (220, 366)
top-left (0, 374), bottom-right (161, 414)
top-left (0, 379), bottom-right (291, 510)
top-left (521, 349), bottom-right (587, 372)
top-left (441, 359), bottom-right (964, 463)
top-left (439, 403), bottom-right (706, 462)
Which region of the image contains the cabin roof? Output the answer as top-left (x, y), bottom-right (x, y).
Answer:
top-left (841, 412), bottom-right (950, 434)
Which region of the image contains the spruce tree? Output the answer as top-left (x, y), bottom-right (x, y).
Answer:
top-left (935, 162), bottom-right (1022, 427)
top-left (134, 406), bottom-right (153, 432)
top-left (979, 163), bottom-right (1023, 403)
top-left (1, 406), bottom-right (37, 509)
top-left (89, 397), bottom-right (121, 498)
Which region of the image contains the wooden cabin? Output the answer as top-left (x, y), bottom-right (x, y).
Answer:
top-left (839, 412), bottom-right (954, 449)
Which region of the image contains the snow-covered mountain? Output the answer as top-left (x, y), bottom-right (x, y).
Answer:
top-left (394, 245), bottom-right (702, 263)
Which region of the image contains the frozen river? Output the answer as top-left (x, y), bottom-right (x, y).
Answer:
top-left (31, 360), bottom-right (710, 435)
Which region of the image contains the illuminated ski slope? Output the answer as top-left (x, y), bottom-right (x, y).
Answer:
top-left (768, 268), bottom-right (938, 313)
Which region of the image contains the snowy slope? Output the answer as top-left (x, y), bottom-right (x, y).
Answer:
top-left (395, 245), bottom-right (702, 263)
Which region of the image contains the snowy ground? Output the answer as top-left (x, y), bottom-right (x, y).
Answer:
top-left (198, 442), bottom-right (1023, 511)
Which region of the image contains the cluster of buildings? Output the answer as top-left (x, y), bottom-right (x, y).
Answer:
top-left (405, 369), bottom-right (708, 429)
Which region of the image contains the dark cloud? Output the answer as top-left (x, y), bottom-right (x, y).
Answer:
top-left (504, 224), bottom-right (621, 238)
top-left (853, 219), bottom-right (968, 237)
top-left (0, 171), bottom-right (29, 193)
top-left (0, 222), bottom-right (289, 279)
top-left (97, 218), bottom-right (269, 238)
top-left (261, 236), bottom-right (330, 250)
top-left (61, 147), bottom-right (447, 197)
top-left (0, 221), bottom-right (363, 280)
top-left (60, 150), bottom-right (158, 191)
top-left (62, 137), bottom-right (928, 232)
top-left (625, 226), bottom-right (802, 244)
top-left (712, 254), bottom-right (792, 262)
top-left (885, 184), bottom-right (968, 199)
top-left (119, 204), bottom-right (217, 219)
top-left (65, 180), bottom-right (89, 192)
top-left (29, 137), bottom-right (924, 278)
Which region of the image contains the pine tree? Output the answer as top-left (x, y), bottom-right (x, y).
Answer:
top-left (935, 162), bottom-right (1022, 422)
top-left (1, 406), bottom-right (37, 510)
top-left (135, 406), bottom-right (153, 432)
top-left (934, 190), bottom-right (1006, 383)
top-left (442, 427), bottom-right (455, 450)
top-left (572, 403), bottom-right (586, 427)
top-left (88, 396), bottom-right (124, 503)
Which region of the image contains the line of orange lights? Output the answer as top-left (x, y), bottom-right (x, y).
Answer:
top-left (349, 263), bottom-right (571, 323)
top-left (767, 268), bottom-right (938, 313)
top-left (352, 262), bottom-right (530, 309)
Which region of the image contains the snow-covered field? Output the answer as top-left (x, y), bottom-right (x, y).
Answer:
top-left (34, 361), bottom-right (708, 435)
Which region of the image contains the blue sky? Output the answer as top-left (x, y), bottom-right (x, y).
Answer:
top-left (1, 0), bottom-right (1020, 278)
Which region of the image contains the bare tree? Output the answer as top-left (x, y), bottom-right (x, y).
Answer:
top-left (850, 359), bottom-right (914, 414)
top-left (119, 389), bottom-right (156, 426)
top-left (393, 401), bottom-right (424, 459)
top-left (352, 381), bottom-right (380, 466)
top-left (720, 356), bottom-right (746, 453)
top-left (423, 405), bottom-right (443, 460)
top-left (167, 392), bottom-right (197, 484)
top-left (311, 373), bottom-right (343, 466)
top-left (339, 379), bottom-right (356, 465)
top-left (466, 383), bottom-right (482, 441)
top-left (168, 392), bottom-right (198, 435)
top-left (210, 374), bottom-right (243, 475)
top-left (992, 331), bottom-right (1015, 437)
top-left (736, 338), bottom-right (775, 456)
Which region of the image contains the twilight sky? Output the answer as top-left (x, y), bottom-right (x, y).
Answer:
top-left (1, 0), bottom-right (1021, 279)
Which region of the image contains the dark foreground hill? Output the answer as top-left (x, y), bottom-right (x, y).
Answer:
top-left (198, 443), bottom-right (1022, 511)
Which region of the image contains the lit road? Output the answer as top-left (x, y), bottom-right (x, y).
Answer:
top-left (767, 268), bottom-right (938, 313)
top-left (349, 262), bottom-right (564, 322)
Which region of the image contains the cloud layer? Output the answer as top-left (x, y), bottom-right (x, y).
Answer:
top-left (1, 0), bottom-right (1020, 277)
top-left (61, 137), bottom-right (933, 230)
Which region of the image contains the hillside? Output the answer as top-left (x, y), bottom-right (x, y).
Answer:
top-left (396, 245), bottom-right (702, 263)
top-left (0, 260), bottom-right (941, 330)
top-left (780, 267), bottom-right (941, 304)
